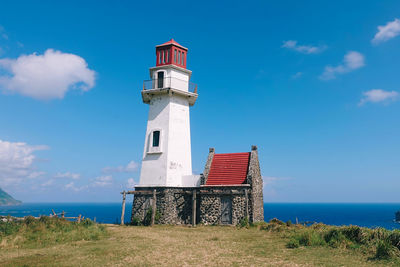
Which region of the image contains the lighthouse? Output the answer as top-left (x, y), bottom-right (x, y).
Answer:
top-left (138, 39), bottom-right (199, 187)
top-left (129, 40), bottom-right (264, 225)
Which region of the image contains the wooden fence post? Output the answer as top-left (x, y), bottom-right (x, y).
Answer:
top-left (121, 191), bottom-right (126, 225)
top-left (192, 190), bottom-right (197, 226)
top-left (151, 189), bottom-right (156, 226)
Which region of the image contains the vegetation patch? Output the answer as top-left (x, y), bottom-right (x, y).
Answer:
top-left (261, 218), bottom-right (400, 262)
top-left (0, 216), bottom-right (107, 248)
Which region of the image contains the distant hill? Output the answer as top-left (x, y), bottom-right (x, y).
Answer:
top-left (0, 188), bottom-right (22, 206)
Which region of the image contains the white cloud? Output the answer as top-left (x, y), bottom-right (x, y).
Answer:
top-left (372, 18), bottom-right (400, 44)
top-left (64, 182), bottom-right (87, 192)
top-left (41, 179), bottom-right (54, 187)
top-left (54, 172), bottom-right (80, 180)
top-left (291, 72), bottom-right (303, 79)
top-left (359, 89), bottom-right (399, 106)
top-left (127, 178), bottom-right (135, 188)
top-left (282, 40), bottom-right (327, 54)
top-left (27, 171), bottom-right (46, 179)
top-left (320, 51), bottom-right (365, 80)
top-left (102, 160), bottom-right (138, 173)
top-left (92, 175), bottom-right (113, 187)
top-left (0, 139), bottom-right (48, 187)
top-left (0, 49), bottom-right (96, 100)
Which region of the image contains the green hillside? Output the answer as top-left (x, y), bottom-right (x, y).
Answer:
top-left (0, 188), bottom-right (21, 206)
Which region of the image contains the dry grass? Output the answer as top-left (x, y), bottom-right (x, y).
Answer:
top-left (0, 224), bottom-right (398, 266)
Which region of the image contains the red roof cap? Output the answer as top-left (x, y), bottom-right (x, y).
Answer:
top-left (206, 152), bottom-right (250, 185)
top-left (156, 39), bottom-right (188, 50)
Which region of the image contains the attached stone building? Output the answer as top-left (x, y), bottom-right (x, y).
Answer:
top-left (131, 145), bottom-right (264, 225)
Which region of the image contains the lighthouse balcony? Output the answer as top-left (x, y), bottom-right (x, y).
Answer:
top-left (142, 77), bottom-right (198, 106)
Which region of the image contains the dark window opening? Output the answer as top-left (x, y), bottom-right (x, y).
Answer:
top-left (157, 72), bottom-right (164, 88)
top-left (152, 131), bottom-right (160, 147)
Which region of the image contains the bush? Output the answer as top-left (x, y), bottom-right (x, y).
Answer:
top-left (375, 240), bottom-right (395, 259)
top-left (340, 225), bottom-right (365, 244)
top-left (131, 217), bottom-right (142, 226)
top-left (286, 238), bottom-right (300, 248)
top-left (238, 217), bottom-right (249, 228)
top-left (296, 231), bottom-right (325, 247)
top-left (143, 207), bottom-right (161, 226)
top-left (286, 220), bottom-right (292, 227)
top-left (324, 228), bottom-right (348, 248)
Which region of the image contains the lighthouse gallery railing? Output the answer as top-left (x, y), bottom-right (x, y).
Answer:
top-left (143, 77), bottom-right (198, 94)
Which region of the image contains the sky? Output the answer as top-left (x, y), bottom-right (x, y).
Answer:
top-left (0, 0), bottom-right (399, 203)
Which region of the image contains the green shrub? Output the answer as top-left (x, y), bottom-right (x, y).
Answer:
top-left (340, 226), bottom-right (365, 243)
top-left (238, 217), bottom-right (249, 228)
top-left (375, 240), bottom-right (396, 259)
top-left (131, 217), bottom-right (142, 226)
top-left (286, 220), bottom-right (292, 227)
top-left (388, 230), bottom-right (400, 250)
top-left (286, 238), bottom-right (300, 248)
top-left (324, 228), bottom-right (348, 248)
top-left (143, 207), bottom-right (161, 226)
top-left (81, 218), bottom-right (94, 227)
top-left (296, 231), bottom-right (325, 247)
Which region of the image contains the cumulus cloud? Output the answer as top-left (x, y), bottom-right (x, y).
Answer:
top-left (102, 160), bottom-right (138, 173)
top-left (282, 40), bottom-right (327, 54)
top-left (0, 139), bottom-right (48, 187)
top-left (359, 89), bottom-right (399, 106)
top-left (64, 182), bottom-right (87, 192)
top-left (372, 18), bottom-right (400, 44)
top-left (92, 175), bottom-right (113, 187)
top-left (320, 51), bottom-right (365, 80)
top-left (0, 49), bottom-right (96, 100)
top-left (54, 172), bottom-right (80, 180)
top-left (127, 178), bottom-right (136, 188)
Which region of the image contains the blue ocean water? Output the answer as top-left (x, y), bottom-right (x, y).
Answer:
top-left (0, 203), bottom-right (399, 229)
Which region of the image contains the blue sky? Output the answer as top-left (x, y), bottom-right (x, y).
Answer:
top-left (0, 0), bottom-right (399, 203)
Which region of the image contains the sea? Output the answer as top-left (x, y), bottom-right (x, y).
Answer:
top-left (0, 203), bottom-right (399, 230)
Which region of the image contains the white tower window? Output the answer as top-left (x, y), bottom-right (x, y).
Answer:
top-left (148, 129), bottom-right (162, 154)
top-left (152, 130), bottom-right (160, 147)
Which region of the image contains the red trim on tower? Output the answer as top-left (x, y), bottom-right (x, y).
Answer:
top-left (206, 153), bottom-right (250, 185)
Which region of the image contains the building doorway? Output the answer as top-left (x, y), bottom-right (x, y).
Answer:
top-left (221, 197), bottom-right (232, 224)
top-left (157, 72), bottom-right (164, 88)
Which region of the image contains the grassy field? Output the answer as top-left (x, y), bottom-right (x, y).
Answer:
top-left (1, 218), bottom-right (399, 267)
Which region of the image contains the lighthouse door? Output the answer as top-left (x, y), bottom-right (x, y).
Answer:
top-left (157, 72), bottom-right (164, 88)
top-left (221, 197), bottom-right (232, 224)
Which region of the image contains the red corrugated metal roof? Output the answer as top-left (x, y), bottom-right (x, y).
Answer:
top-left (206, 152), bottom-right (250, 185)
top-left (156, 39), bottom-right (188, 50)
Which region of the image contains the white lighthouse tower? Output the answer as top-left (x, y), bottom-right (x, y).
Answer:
top-left (138, 39), bottom-right (199, 187)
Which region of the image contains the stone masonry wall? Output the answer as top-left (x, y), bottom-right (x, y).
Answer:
top-left (200, 148), bottom-right (215, 185)
top-left (248, 146), bottom-right (264, 222)
top-left (132, 187), bottom-right (195, 225)
top-left (199, 186), bottom-right (249, 225)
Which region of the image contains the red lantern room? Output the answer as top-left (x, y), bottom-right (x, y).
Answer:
top-left (155, 39), bottom-right (188, 69)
